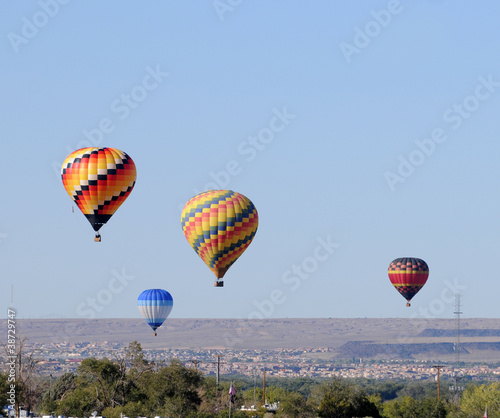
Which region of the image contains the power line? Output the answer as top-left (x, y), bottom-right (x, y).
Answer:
top-left (450, 293), bottom-right (465, 396)
top-left (454, 293), bottom-right (462, 368)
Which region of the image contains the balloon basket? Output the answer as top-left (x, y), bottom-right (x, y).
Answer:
top-left (406, 302), bottom-right (411, 307)
top-left (214, 281), bottom-right (224, 287)
top-left (94, 233), bottom-right (101, 242)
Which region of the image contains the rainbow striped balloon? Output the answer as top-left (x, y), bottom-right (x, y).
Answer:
top-left (388, 257), bottom-right (429, 307)
top-left (181, 190), bottom-right (258, 285)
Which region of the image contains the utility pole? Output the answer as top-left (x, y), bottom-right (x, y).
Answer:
top-left (189, 360), bottom-right (200, 371)
top-left (253, 370), bottom-right (257, 406)
top-left (214, 354), bottom-right (224, 388)
top-left (229, 380), bottom-right (232, 418)
top-left (262, 368), bottom-right (266, 406)
top-left (433, 365), bottom-right (445, 400)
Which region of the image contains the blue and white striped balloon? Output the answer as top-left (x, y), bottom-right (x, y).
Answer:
top-left (137, 289), bottom-right (173, 336)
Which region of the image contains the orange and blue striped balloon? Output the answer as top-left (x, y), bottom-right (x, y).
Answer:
top-left (181, 190), bottom-right (258, 286)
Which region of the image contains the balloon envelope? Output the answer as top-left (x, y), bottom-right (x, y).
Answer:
top-left (61, 147), bottom-right (137, 235)
top-left (137, 289), bottom-right (173, 333)
top-left (180, 190), bottom-right (258, 282)
top-left (388, 257), bottom-right (429, 306)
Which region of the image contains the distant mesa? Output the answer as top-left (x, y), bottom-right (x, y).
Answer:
top-left (418, 328), bottom-right (500, 337)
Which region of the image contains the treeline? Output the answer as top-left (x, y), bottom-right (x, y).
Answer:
top-left (2, 341), bottom-right (500, 418)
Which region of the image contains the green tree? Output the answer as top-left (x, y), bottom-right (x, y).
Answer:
top-left (398, 382), bottom-right (436, 401)
top-left (309, 378), bottom-right (380, 418)
top-left (420, 398), bottom-right (448, 418)
top-left (368, 393), bottom-right (383, 414)
top-left (57, 386), bottom-right (99, 417)
top-left (101, 401), bottom-right (147, 418)
top-left (0, 372), bottom-right (11, 411)
top-left (40, 372), bottom-right (76, 414)
top-left (275, 390), bottom-right (315, 418)
top-left (240, 385), bottom-right (262, 409)
top-left (198, 376), bottom-right (225, 415)
top-left (78, 357), bottom-right (128, 410)
top-left (137, 359), bottom-right (202, 418)
top-left (268, 377), bottom-right (318, 398)
top-left (458, 383), bottom-right (500, 418)
top-left (383, 396), bottom-right (420, 418)
top-left (359, 380), bottom-right (405, 402)
top-left (383, 396), bottom-right (449, 418)
top-left (74, 341), bottom-right (151, 413)
top-left (264, 386), bottom-right (287, 404)
top-left (124, 341), bottom-right (153, 375)
top-left (55, 345), bottom-right (144, 416)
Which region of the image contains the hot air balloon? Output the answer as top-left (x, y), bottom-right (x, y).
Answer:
top-left (137, 289), bottom-right (173, 336)
top-left (388, 257), bottom-right (429, 307)
top-left (61, 147), bottom-right (137, 241)
top-left (181, 190), bottom-right (258, 287)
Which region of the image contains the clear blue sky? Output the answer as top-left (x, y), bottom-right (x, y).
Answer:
top-left (1, 1), bottom-right (500, 321)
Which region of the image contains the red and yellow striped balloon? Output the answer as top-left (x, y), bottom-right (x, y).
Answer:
top-left (388, 257), bottom-right (429, 307)
top-left (61, 147), bottom-right (137, 240)
top-left (181, 190), bottom-right (258, 286)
